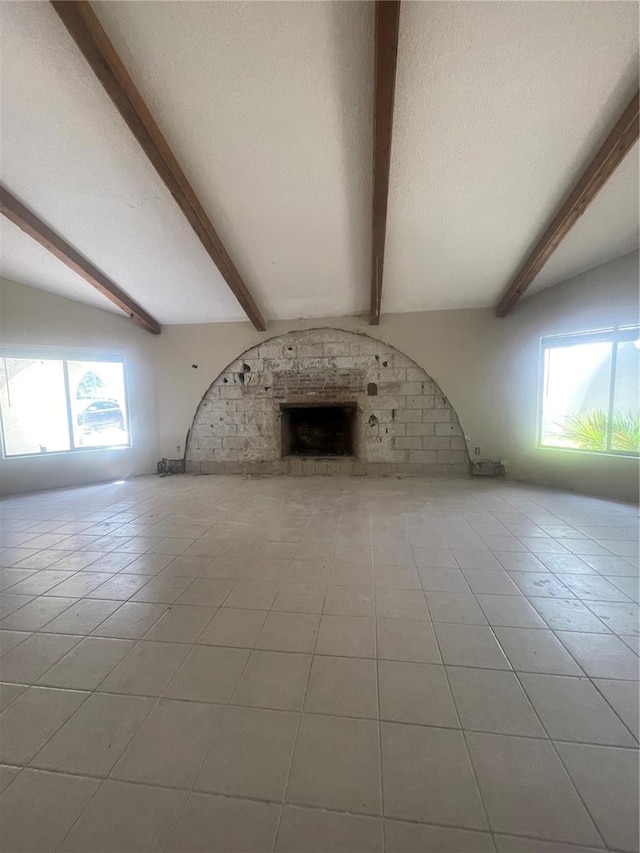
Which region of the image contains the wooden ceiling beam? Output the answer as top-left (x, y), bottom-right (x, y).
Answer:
top-left (51, 0), bottom-right (266, 331)
top-left (497, 90), bottom-right (640, 317)
top-left (0, 185), bottom-right (161, 335)
top-left (370, 0), bottom-right (401, 325)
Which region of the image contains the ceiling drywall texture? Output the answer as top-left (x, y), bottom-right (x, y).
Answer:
top-left (92, 0), bottom-right (374, 322)
top-left (0, 218), bottom-right (120, 314)
top-left (527, 144), bottom-right (639, 296)
top-left (0, 1), bottom-right (637, 325)
top-left (383, 0), bottom-right (639, 313)
top-left (0, 0), bottom-right (254, 323)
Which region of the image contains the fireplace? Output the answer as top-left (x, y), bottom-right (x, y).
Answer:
top-left (185, 328), bottom-right (470, 476)
top-left (281, 403), bottom-right (357, 457)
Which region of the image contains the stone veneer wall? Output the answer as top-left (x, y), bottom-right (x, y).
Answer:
top-left (185, 329), bottom-right (469, 475)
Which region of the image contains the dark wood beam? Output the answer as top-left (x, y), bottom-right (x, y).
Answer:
top-left (370, 0), bottom-right (400, 325)
top-left (0, 185), bottom-right (161, 335)
top-left (497, 90), bottom-right (640, 317)
top-left (51, 0), bottom-right (267, 331)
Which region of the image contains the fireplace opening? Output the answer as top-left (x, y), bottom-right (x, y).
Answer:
top-left (281, 403), bottom-right (357, 457)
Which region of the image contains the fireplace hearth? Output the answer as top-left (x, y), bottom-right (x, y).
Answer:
top-left (281, 403), bottom-right (357, 457)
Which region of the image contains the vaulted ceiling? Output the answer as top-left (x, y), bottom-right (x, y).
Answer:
top-left (1, 1), bottom-right (638, 326)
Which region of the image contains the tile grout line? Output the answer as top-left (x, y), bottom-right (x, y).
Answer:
top-left (372, 506), bottom-right (386, 852)
top-left (160, 676), bottom-right (231, 852)
top-left (508, 666), bottom-right (610, 850)
top-left (269, 557), bottom-right (326, 853)
top-left (457, 513), bottom-right (630, 847)
top-left (419, 513), bottom-right (497, 850)
top-left (0, 477), bottom-right (637, 852)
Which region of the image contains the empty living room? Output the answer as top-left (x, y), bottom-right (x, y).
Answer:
top-left (0, 1), bottom-right (638, 851)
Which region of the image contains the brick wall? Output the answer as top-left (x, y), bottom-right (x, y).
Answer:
top-left (185, 329), bottom-right (469, 476)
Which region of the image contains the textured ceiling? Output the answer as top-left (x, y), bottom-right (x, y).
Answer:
top-left (527, 144), bottom-right (639, 296)
top-left (383, 0), bottom-right (639, 313)
top-left (0, 1), bottom-right (244, 323)
top-left (0, 1), bottom-right (638, 325)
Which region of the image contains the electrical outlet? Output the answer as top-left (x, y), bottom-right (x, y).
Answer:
top-left (474, 446), bottom-right (481, 456)
top-left (176, 445), bottom-right (181, 454)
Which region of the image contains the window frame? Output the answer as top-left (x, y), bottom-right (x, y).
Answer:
top-left (537, 325), bottom-right (640, 457)
top-left (0, 346), bottom-right (132, 459)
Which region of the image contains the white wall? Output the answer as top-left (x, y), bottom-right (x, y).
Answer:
top-left (1, 250), bottom-right (638, 501)
top-left (0, 281), bottom-right (160, 495)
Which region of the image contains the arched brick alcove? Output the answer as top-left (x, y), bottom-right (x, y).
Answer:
top-left (185, 329), bottom-right (469, 475)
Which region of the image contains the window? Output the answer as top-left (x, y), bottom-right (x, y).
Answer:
top-left (539, 326), bottom-right (640, 455)
top-left (0, 351), bottom-right (130, 457)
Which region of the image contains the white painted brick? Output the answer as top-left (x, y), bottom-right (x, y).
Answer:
top-left (222, 436), bottom-right (248, 450)
top-left (377, 368), bottom-right (406, 382)
top-left (334, 356), bottom-right (371, 370)
top-left (296, 344), bottom-right (323, 358)
top-left (237, 423), bottom-right (274, 438)
top-left (211, 423), bottom-right (237, 436)
top-left (300, 329), bottom-right (339, 343)
top-left (350, 339), bottom-right (379, 355)
top-left (300, 358), bottom-right (336, 371)
top-left (214, 449), bottom-right (241, 461)
top-left (406, 423), bottom-right (435, 436)
top-left (372, 410), bottom-right (395, 424)
top-left (436, 450), bottom-right (468, 464)
top-left (396, 437), bottom-right (422, 450)
top-left (375, 397), bottom-right (402, 410)
top-left (434, 394), bottom-right (451, 408)
top-left (186, 328), bottom-right (463, 476)
top-left (215, 411), bottom-right (243, 425)
top-left (395, 409), bottom-right (423, 423)
top-left (258, 342), bottom-right (285, 359)
top-left (220, 386), bottom-right (243, 399)
top-left (250, 400), bottom-right (275, 412)
top-left (264, 357), bottom-right (298, 372)
top-left (377, 382), bottom-right (403, 396)
top-left (388, 423), bottom-right (406, 436)
top-left (240, 357), bottom-right (264, 371)
top-left (323, 342), bottom-right (351, 357)
top-left (198, 434), bottom-right (223, 447)
top-left (408, 450), bottom-right (437, 464)
top-left (422, 437), bottom-right (451, 450)
top-left (194, 423), bottom-right (214, 437)
top-left (407, 396), bottom-right (435, 409)
top-left (398, 382), bottom-right (423, 397)
top-left (219, 373), bottom-right (239, 386)
top-left (423, 409), bottom-right (452, 423)
top-left (406, 367), bottom-right (428, 381)
top-left (384, 353), bottom-right (412, 370)
top-left (435, 422), bottom-right (463, 436)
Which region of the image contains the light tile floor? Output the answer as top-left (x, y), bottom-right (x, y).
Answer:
top-left (0, 474), bottom-right (638, 853)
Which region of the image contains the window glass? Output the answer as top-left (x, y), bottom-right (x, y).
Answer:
top-left (539, 327), bottom-right (640, 455)
top-left (68, 360), bottom-right (129, 449)
top-left (540, 342), bottom-right (612, 450)
top-left (0, 358), bottom-right (71, 455)
top-left (611, 337), bottom-right (640, 452)
top-left (0, 353), bottom-right (130, 457)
